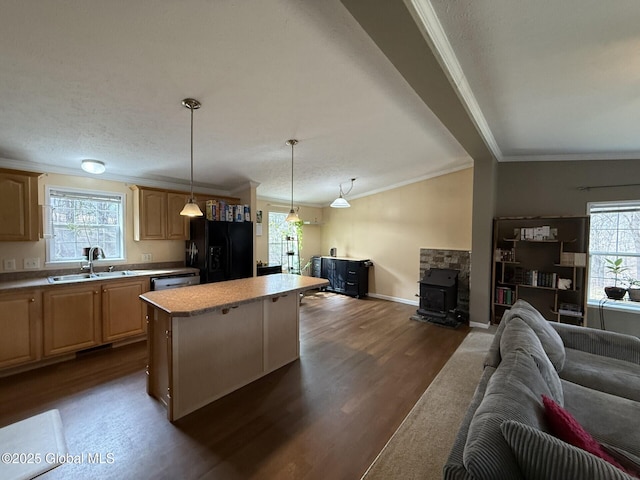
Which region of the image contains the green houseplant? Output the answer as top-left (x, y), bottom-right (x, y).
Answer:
top-left (604, 258), bottom-right (628, 300)
top-left (626, 276), bottom-right (640, 302)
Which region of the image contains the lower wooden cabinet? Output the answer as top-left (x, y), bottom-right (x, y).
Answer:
top-left (41, 277), bottom-right (150, 358)
top-left (43, 284), bottom-right (101, 356)
top-left (0, 291), bottom-right (41, 368)
top-left (102, 278), bottom-right (149, 341)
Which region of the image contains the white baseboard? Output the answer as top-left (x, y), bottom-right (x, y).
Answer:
top-left (470, 321), bottom-right (490, 329)
top-left (368, 293), bottom-right (419, 306)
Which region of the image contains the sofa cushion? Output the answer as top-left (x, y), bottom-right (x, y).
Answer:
top-left (501, 420), bottom-right (636, 480)
top-left (463, 349), bottom-right (553, 480)
top-left (542, 394), bottom-right (627, 472)
top-left (500, 318), bottom-right (564, 404)
top-left (561, 348), bottom-right (640, 402)
top-left (562, 379), bottom-right (640, 458)
top-left (502, 299), bottom-right (566, 371)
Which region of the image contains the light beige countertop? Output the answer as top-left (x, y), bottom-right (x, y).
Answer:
top-left (0, 267), bottom-right (199, 293)
top-left (140, 274), bottom-right (329, 317)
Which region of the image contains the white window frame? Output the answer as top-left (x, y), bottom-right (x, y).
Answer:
top-left (45, 185), bottom-right (126, 264)
top-left (587, 200), bottom-right (640, 311)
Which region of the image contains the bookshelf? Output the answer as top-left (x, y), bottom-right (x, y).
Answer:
top-left (492, 216), bottom-right (590, 325)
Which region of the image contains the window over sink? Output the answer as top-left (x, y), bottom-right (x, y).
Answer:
top-left (45, 186), bottom-right (125, 263)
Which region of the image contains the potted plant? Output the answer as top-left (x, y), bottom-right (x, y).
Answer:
top-left (604, 258), bottom-right (628, 300)
top-left (626, 276), bottom-right (640, 302)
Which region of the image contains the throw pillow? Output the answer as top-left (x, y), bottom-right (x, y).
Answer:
top-left (500, 318), bottom-right (564, 404)
top-left (542, 395), bottom-right (631, 474)
top-left (501, 420), bottom-right (636, 480)
top-left (502, 299), bottom-right (566, 371)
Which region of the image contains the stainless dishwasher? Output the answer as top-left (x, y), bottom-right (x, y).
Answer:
top-left (150, 272), bottom-right (200, 290)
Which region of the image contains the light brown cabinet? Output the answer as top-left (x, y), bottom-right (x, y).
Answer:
top-left (43, 284), bottom-right (102, 356)
top-left (0, 169), bottom-right (39, 241)
top-left (167, 192), bottom-right (190, 240)
top-left (131, 186), bottom-right (189, 241)
top-left (102, 278), bottom-right (149, 341)
top-left (0, 291), bottom-right (41, 368)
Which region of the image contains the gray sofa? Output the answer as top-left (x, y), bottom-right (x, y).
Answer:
top-left (444, 299), bottom-right (640, 480)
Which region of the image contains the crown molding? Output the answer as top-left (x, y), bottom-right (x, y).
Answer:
top-left (404, 0), bottom-right (503, 161)
top-left (501, 152), bottom-right (640, 162)
top-left (0, 157), bottom-right (236, 196)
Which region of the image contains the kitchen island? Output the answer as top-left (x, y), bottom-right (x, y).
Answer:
top-left (140, 274), bottom-right (328, 421)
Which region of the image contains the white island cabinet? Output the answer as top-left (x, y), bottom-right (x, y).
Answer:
top-left (140, 274), bottom-right (328, 421)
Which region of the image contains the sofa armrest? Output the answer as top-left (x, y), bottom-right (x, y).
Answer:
top-left (443, 366), bottom-right (496, 480)
top-left (551, 323), bottom-right (640, 365)
top-left (483, 320), bottom-right (507, 368)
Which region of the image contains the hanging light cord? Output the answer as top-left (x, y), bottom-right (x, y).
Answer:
top-left (189, 104), bottom-right (195, 202)
top-left (290, 142), bottom-right (294, 210)
top-left (340, 178), bottom-right (356, 197)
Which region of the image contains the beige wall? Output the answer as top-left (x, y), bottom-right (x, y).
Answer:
top-left (254, 199), bottom-right (324, 273)
top-left (321, 168), bottom-right (473, 303)
top-left (1, 173), bottom-right (185, 273)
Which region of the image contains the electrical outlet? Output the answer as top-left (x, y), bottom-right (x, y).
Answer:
top-left (24, 257), bottom-right (40, 269)
top-left (3, 259), bottom-right (16, 271)
top-left (141, 253), bottom-right (153, 262)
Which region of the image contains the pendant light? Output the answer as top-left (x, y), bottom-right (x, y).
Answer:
top-left (180, 98), bottom-right (204, 217)
top-left (330, 178), bottom-right (356, 208)
top-left (285, 139), bottom-right (300, 223)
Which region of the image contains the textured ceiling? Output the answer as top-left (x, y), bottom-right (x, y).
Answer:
top-left (427, 0), bottom-right (640, 161)
top-left (4, 1), bottom-right (635, 207)
top-left (0, 0), bottom-right (471, 205)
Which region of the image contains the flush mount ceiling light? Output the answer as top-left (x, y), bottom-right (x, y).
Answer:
top-left (180, 98), bottom-right (203, 217)
top-left (285, 139), bottom-right (301, 223)
top-left (81, 160), bottom-right (106, 175)
top-left (330, 178), bottom-right (356, 208)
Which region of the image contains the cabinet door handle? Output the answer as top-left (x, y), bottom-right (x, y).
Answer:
top-left (94, 290), bottom-right (99, 294)
top-left (30, 297), bottom-right (35, 302)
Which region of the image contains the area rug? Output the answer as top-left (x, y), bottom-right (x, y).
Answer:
top-left (0, 409), bottom-right (67, 480)
top-left (361, 328), bottom-right (494, 479)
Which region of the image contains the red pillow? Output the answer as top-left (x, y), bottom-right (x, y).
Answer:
top-left (542, 395), bottom-right (632, 474)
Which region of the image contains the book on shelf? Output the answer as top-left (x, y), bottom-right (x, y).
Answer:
top-left (495, 286), bottom-right (514, 305)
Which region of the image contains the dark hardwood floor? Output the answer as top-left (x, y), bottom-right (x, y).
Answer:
top-left (0, 292), bottom-right (468, 480)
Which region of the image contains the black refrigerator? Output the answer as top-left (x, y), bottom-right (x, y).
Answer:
top-left (186, 218), bottom-right (253, 283)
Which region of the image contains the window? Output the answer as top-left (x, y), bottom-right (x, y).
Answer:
top-left (46, 186), bottom-right (125, 263)
top-left (587, 201), bottom-right (640, 300)
top-left (268, 212), bottom-right (300, 273)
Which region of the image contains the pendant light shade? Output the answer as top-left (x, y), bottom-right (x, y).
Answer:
top-left (180, 98), bottom-right (203, 217)
top-left (330, 178), bottom-right (355, 208)
top-left (330, 196), bottom-right (350, 208)
top-left (285, 139), bottom-right (300, 223)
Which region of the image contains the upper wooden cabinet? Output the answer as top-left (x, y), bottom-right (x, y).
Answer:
top-left (0, 169), bottom-right (39, 241)
top-left (167, 192), bottom-right (190, 240)
top-left (131, 186), bottom-right (189, 241)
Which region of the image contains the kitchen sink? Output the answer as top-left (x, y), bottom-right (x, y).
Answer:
top-left (47, 271), bottom-right (136, 283)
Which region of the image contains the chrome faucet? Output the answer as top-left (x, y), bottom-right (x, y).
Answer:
top-left (82, 246), bottom-right (105, 276)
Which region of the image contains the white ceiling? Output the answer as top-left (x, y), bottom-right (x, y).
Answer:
top-left (0, 0), bottom-right (470, 206)
top-left (1, 1), bottom-right (637, 207)
top-left (426, 0), bottom-right (640, 162)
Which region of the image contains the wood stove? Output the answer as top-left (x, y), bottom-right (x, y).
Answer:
top-left (417, 268), bottom-right (463, 327)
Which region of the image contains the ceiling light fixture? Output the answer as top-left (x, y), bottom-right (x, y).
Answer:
top-left (81, 160), bottom-right (106, 175)
top-left (330, 178), bottom-right (356, 208)
top-left (180, 98), bottom-right (203, 217)
top-left (285, 139), bottom-right (300, 223)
